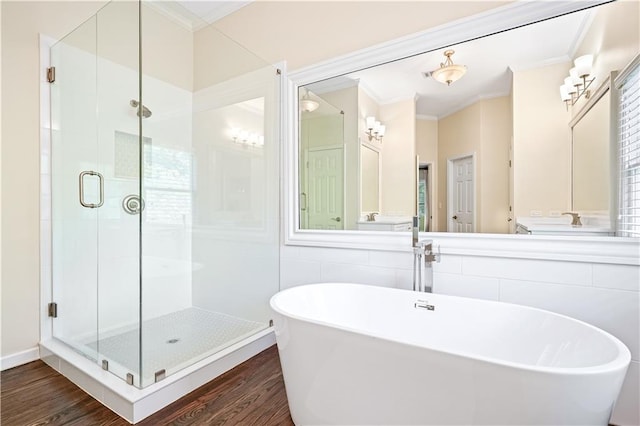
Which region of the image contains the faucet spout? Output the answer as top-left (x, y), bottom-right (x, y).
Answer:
top-left (562, 212), bottom-right (582, 226)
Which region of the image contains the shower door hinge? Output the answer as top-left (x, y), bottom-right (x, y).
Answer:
top-left (276, 68), bottom-right (281, 75)
top-left (47, 67), bottom-right (56, 83)
top-left (154, 369), bottom-right (166, 383)
top-left (47, 302), bottom-right (58, 318)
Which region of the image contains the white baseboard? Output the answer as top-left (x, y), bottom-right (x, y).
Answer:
top-left (1, 347), bottom-right (40, 371)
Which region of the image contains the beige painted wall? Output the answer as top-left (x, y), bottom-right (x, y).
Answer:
top-left (213, 1), bottom-right (508, 71)
top-left (437, 97), bottom-right (511, 233)
top-left (438, 102), bottom-right (482, 232)
top-left (416, 118), bottom-right (438, 230)
top-left (571, 0), bottom-right (639, 114)
top-left (512, 62), bottom-right (572, 220)
top-left (1, 1), bottom-right (108, 358)
top-left (1, 0), bottom-right (193, 359)
top-left (479, 97), bottom-right (511, 234)
top-left (573, 91), bottom-right (610, 211)
top-left (379, 98), bottom-right (416, 216)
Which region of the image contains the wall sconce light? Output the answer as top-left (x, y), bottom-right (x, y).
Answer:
top-left (428, 50), bottom-right (467, 86)
top-left (365, 116), bottom-right (385, 142)
top-left (230, 127), bottom-right (264, 147)
top-left (559, 54), bottom-right (595, 107)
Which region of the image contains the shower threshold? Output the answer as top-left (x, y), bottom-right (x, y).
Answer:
top-left (39, 321), bottom-right (275, 423)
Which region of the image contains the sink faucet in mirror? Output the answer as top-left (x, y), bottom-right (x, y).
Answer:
top-left (562, 212), bottom-right (582, 226)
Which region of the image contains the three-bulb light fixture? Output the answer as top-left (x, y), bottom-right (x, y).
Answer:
top-left (230, 128), bottom-right (264, 147)
top-left (559, 54), bottom-right (595, 107)
top-left (365, 116), bottom-right (385, 142)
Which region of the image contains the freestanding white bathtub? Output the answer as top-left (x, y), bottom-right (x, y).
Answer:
top-left (270, 283), bottom-right (630, 426)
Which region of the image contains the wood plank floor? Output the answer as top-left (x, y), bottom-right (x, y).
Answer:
top-left (1, 345), bottom-right (294, 426)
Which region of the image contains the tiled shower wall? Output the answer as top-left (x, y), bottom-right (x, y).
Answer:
top-left (280, 245), bottom-right (640, 425)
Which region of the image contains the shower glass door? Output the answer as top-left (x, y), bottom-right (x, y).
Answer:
top-left (50, 1), bottom-right (142, 385)
top-left (51, 0), bottom-right (281, 388)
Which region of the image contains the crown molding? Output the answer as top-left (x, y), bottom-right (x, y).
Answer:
top-left (289, 1), bottom-right (610, 83)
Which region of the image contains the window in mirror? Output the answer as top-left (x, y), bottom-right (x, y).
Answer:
top-left (295, 0), bottom-right (639, 236)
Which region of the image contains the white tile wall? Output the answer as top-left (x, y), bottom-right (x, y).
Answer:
top-left (499, 280), bottom-right (639, 359)
top-left (593, 263), bottom-right (640, 291)
top-left (434, 273), bottom-right (500, 300)
top-left (279, 244), bottom-right (640, 425)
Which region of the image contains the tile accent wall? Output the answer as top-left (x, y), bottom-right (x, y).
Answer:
top-left (280, 245), bottom-right (640, 425)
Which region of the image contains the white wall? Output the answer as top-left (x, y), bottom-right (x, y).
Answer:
top-left (280, 245), bottom-right (640, 425)
top-left (213, 1), bottom-right (509, 71)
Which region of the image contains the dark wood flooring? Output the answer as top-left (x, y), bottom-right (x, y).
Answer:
top-left (0, 345), bottom-right (294, 425)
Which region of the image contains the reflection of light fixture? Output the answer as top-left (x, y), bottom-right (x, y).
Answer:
top-left (365, 116), bottom-right (385, 142)
top-left (299, 88), bottom-right (319, 113)
top-left (559, 54), bottom-right (595, 107)
top-left (230, 127), bottom-right (264, 148)
top-left (430, 50), bottom-right (467, 86)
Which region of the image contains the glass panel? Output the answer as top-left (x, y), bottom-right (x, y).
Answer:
top-left (51, 15), bottom-right (99, 361)
top-left (94, 1), bottom-right (142, 385)
top-left (138, 2), bottom-right (281, 387)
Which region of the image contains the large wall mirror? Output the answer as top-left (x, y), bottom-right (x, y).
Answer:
top-left (292, 0), bottom-right (638, 240)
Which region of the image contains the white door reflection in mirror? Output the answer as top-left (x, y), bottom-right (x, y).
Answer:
top-left (448, 155), bottom-right (475, 232)
top-left (306, 147), bottom-right (344, 230)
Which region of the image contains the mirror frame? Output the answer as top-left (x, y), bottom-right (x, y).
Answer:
top-left (283, 0), bottom-right (639, 265)
top-left (569, 71), bottom-right (619, 227)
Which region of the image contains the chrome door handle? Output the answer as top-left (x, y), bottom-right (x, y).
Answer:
top-left (300, 192), bottom-right (307, 211)
top-left (330, 217), bottom-right (341, 222)
top-left (79, 171), bottom-right (104, 208)
top-left (452, 215), bottom-right (458, 220)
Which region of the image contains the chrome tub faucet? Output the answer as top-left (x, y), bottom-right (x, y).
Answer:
top-left (412, 216), bottom-right (440, 293)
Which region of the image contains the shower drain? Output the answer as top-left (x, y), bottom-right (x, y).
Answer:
top-left (166, 338), bottom-right (180, 344)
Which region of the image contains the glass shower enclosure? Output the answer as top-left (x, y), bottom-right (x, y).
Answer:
top-left (49, 1), bottom-right (280, 388)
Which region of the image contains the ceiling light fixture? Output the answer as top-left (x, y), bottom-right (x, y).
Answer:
top-left (299, 88), bottom-right (319, 113)
top-left (430, 50), bottom-right (467, 86)
top-left (559, 54), bottom-right (595, 107)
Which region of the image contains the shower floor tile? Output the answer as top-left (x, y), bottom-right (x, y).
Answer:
top-left (87, 308), bottom-right (266, 386)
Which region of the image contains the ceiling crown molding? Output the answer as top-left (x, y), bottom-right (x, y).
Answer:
top-left (145, 1), bottom-right (252, 32)
top-left (289, 1), bottom-right (610, 84)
